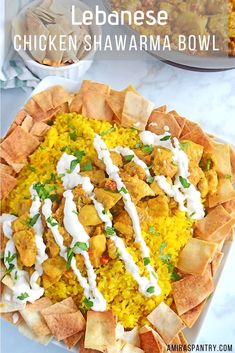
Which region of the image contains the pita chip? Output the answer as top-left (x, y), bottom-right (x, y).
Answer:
top-left (0, 173), bottom-right (17, 199)
top-left (0, 126), bottom-right (39, 171)
top-left (82, 91), bottom-right (114, 121)
top-left (1, 311), bottom-right (23, 326)
top-left (20, 297), bottom-right (52, 337)
top-left (64, 331), bottom-right (84, 349)
top-left (156, 105), bottom-right (167, 113)
top-left (84, 310), bottom-right (116, 351)
top-left (44, 24), bottom-right (64, 66)
top-left (139, 326), bottom-right (166, 353)
top-left (0, 163), bottom-right (14, 176)
top-left (69, 93), bottom-right (83, 113)
top-left (177, 238), bottom-right (218, 275)
top-left (18, 320), bottom-right (52, 345)
top-left (229, 146), bottom-right (235, 182)
top-left (21, 115), bottom-right (33, 132)
top-left (211, 251), bottom-right (224, 277)
top-left (147, 111), bottom-right (181, 138)
top-left (208, 177), bottom-right (235, 208)
top-left (147, 302), bottom-right (185, 344)
top-left (25, 10), bottom-right (49, 63)
top-left (106, 89), bottom-right (125, 122)
top-left (80, 80), bottom-right (110, 96)
top-left (122, 91), bottom-right (154, 130)
top-left (79, 335), bottom-right (101, 353)
top-left (41, 297), bottom-right (85, 341)
top-left (213, 142), bottom-right (232, 177)
top-left (30, 122), bottom-right (50, 139)
top-left (172, 271), bottom-right (214, 315)
top-left (180, 123), bottom-right (214, 152)
top-left (195, 205), bottom-right (235, 243)
top-left (222, 199), bottom-right (235, 216)
top-left (120, 343), bottom-right (144, 353)
top-left (180, 300), bottom-right (206, 328)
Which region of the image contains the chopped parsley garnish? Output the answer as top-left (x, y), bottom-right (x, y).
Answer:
top-left (28, 165), bottom-right (36, 172)
top-left (102, 209), bottom-right (107, 215)
top-left (142, 145), bottom-right (154, 154)
top-left (124, 155), bottom-right (134, 162)
top-left (146, 286), bottom-right (155, 294)
top-left (180, 141), bottom-right (189, 149)
top-left (116, 249), bottom-right (121, 258)
top-left (72, 210), bottom-right (79, 215)
top-left (6, 263), bottom-right (15, 274)
top-left (159, 254), bottom-right (172, 261)
top-left (100, 127), bottom-right (116, 137)
top-left (49, 193), bottom-right (59, 202)
top-left (74, 150), bottom-right (85, 160)
top-left (17, 292), bottom-right (29, 301)
top-left (171, 270), bottom-right (181, 281)
top-left (74, 242), bottom-right (88, 251)
top-left (45, 173), bottom-right (56, 183)
top-left (83, 297), bottom-right (94, 309)
top-left (14, 271), bottom-right (18, 280)
top-left (28, 213), bottom-right (40, 227)
top-left (46, 216), bottom-right (58, 227)
top-left (66, 242), bottom-right (88, 269)
top-left (81, 161), bottom-right (93, 171)
top-left (159, 241), bottom-right (167, 254)
top-left (33, 182), bottom-right (56, 201)
top-left (189, 212), bottom-right (196, 219)
top-left (119, 187), bottom-right (128, 194)
top-left (5, 251), bottom-right (17, 264)
top-left (206, 159), bottom-right (212, 172)
top-left (149, 226), bottom-right (159, 236)
top-left (70, 159), bottom-right (80, 173)
top-left (134, 143), bottom-right (143, 149)
top-left (179, 176), bottom-right (190, 189)
top-left (160, 135), bottom-right (171, 141)
top-left (144, 257), bottom-right (151, 266)
top-left (69, 131), bottom-right (78, 141)
top-left (106, 227), bottom-right (115, 236)
top-left (147, 176), bottom-right (154, 184)
top-left (225, 174), bottom-right (232, 180)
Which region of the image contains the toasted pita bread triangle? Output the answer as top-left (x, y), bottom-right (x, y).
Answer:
top-left (147, 111), bottom-right (181, 138)
top-left (180, 300), bottom-right (206, 328)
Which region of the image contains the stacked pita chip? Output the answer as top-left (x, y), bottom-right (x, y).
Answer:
top-left (0, 86), bottom-right (71, 200)
top-left (16, 0), bottom-right (90, 66)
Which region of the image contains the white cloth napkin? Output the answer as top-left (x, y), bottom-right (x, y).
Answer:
top-left (0, 0), bottom-right (39, 90)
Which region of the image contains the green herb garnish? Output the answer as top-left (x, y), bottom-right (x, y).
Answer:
top-left (45, 173), bottom-right (56, 183)
top-left (225, 174), bottom-right (232, 180)
top-left (160, 135), bottom-right (171, 141)
top-left (5, 251), bottom-right (17, 264)
top-left (144, 257), bottom-right (151, 266)
top-left (17, 292), bottom-right (29, 301)
top-left (72, 210), bottom-right (79, 215)
top-left (6, 263), bottom-right (15, 274)
top-left (179, 176), bottom-right (190, 189)
top-left (81, 161), bottom-right (93, 172)
top-left (135, 143), bottom-right (143, 149)
top-left (159, 241), bottom-right (167, 254)
top-left (206, 159), bottom-right (212, 172)
top-left (142, 145), bottom-right (154, 154)
top-left (147, 176), bottom-right (154, 184)
top-left (124, 155), bottom-right (134, 162)
top-left (119, 187), bottom-right (128, 194)
top-left (70, 159), bottom-right (80, 173)
top-left (100, 127), bottom-right (116, 137)
top-left (69, 131), bottom-right (78, 141)
top-left (28, 213), bottom-right (40, 227)
top-left (171, 270), bottom-right (181, 281)
top-left (106, 227), bottom-right (115, 236)
top-left (149, 226), bottom-right (159, 236)
top-left (160, 254), bottom-right (172, 261)
top-left (180, 141), bottom-right (189, 149)
top-left (146, 286), bottom-right (155, 294)
top-left (28, 165), bottom-right (36, 172)
top-left (33, 182), bottom-right (56, 200)
top-left (74, 242), bottom-right (88, 251)
top-left (83, 297), bottom-right (94, 309)
top-left (46, 216), bottom-right (58, 227)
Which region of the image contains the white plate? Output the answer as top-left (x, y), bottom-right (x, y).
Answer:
top-left (24, 76), bottom-right (234, 349)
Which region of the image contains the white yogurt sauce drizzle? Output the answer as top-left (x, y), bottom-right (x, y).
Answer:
top-left (140, 130), bottom-right (205, 219)
top-left (1, 214), bottom-right (44, 303)
top-left (29, 186), bottom-right (48, 291)
top-left (57, 153), bottom-right (106, 311)
top-left (94, 134), bottom-right (161, 296)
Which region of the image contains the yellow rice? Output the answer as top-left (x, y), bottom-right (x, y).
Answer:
top-left (4, 113), bottom-right (193, 328)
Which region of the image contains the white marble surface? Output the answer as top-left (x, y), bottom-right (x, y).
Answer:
top-left (1, 56), bottom-right (235, 352)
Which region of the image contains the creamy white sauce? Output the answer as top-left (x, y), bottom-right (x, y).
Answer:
top-left (112, 146), bottom-right (151, 178)
top-left (29, 186), bottom-right (48, 291)
top-left (1, 214), bottom-right (44, 303)
top-left (140, 130), bottom-right (205, 219)
top-left (12, 312), bottom-right (19, 324)
top-left (94, 134), bottom-right (161, 296)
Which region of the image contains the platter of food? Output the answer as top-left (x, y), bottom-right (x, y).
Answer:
top-left (1, 77), bottom-right (235, 352)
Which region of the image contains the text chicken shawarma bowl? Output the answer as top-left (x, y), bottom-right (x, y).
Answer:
top-left (0, 80), bottom-right (235, 352)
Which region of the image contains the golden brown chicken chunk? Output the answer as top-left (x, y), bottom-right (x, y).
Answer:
top-left (42, 256), bottom-right (66, 279)
top-left (147, 195), bottom-right (169, 217)
top-left (122, 176), bottom-right (155, 204)
top-left (94, 188), bottom-right (122, 210)
top-left (12, 213), bottom-right (29, 233)
top-left (123, 161), bottom-right (146, 180)
top-left (78, 205), bottom-right (102, 226)
top-left (80, 170), bottom-right (105, 185)
top-left (13, 229), bottom-right (37, 267)
top-left (89, 234), bottom-right (106, 267)
top-left (44, 229), bottom-right (60, 258)
top-left (152, 147), bottom-right (178, 178)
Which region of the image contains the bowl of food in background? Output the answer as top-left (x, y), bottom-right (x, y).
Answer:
top-left (103, 0), bottom-right (235, 71)
top-left (12, 0), bottom-right (101, 79)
